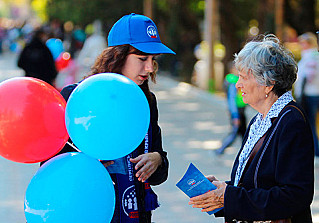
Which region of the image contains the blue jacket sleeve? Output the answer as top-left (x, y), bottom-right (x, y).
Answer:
top-left (227, 84), bottom-right (239, 119)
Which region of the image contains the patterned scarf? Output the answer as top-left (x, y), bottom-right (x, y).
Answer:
top-left (109, 125), bottom-right (159, 222)
top-left (234, 91), bottom-right (294, 186)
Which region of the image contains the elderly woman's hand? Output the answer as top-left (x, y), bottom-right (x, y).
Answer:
top-left (206, 175), bottom-right (218, 182)
top-left (130, 152), bottom-right (162, 182)
top-left (189, 181), bottom-right (227, 212)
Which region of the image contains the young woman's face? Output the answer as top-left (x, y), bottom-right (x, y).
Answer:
top-left (121, 54), bottom-right (156, 85)
top-left (236, 70), bottom-right (266, 108)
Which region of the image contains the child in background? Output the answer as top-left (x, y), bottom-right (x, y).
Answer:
top-left (215, 62), bottom-right (247, 155)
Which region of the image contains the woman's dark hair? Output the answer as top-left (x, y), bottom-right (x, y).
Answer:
top-left (87, 44), bottom-right (158, 104)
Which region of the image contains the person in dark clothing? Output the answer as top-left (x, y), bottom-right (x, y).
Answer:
top-left (17, 27), bottom-right (58, 85)
top-left (47, 13), bottom-right (174, 223)
top-left (189, 34), bottom-right (314, 223)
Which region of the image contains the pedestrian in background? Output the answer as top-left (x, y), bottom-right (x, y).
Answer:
top-left (56, 13), bottom-right (174, 223)
top-left (294, 32), bottom-right (319, 157)
top-left (215, 62), bottom-right (247, 155)
top-left (17, 27), bottom-right (57, 86)
top-left (189, 34), bottom-right (314, 222)
top-left (77, 19), bottom-right (107, 74)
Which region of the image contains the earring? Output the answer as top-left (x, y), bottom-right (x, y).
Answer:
top-left (266, 94), bottom-right (268, 98)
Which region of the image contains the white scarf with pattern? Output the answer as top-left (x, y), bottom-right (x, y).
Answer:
top-left (234, 91), bottom-right (294, 186)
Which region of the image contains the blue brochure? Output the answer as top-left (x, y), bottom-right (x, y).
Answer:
top-left (176, 163), bottom-right (224, 215)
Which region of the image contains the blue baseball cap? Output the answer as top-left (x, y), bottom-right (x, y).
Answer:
top-left (108, 13), bottom-right (175, 55)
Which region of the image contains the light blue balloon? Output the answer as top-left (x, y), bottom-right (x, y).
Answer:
top-left (46, 38), bottom-right (64, 60)
top-left (65, 73), bottom-right (150, 160)
top-left (24, 152), bottom-right (115, 223)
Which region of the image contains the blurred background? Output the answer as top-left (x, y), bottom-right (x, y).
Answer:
top-left (0, 0), bottom-right (317, 91)
top-left (0, 0), bottom-right (319, 222)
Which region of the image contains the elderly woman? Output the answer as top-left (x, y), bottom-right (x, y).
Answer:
top-left (189, 35), bottom-right (314, 222)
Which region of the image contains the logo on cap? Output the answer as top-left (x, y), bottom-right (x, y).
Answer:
top-left (147, 25), bottom-right (157, 39)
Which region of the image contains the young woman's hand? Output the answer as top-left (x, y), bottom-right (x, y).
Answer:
top-left (130, 152), bottom-right (162, 182)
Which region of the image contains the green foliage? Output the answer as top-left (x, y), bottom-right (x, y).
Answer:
top-left (46, 0), bottom-right (143, 29)
top-left (156, 0), bottom-right (168, 12)
top-left (189, 0), bottom-right (205, 16)
top-left (153, 0), bottom-right (203, 81)
top-left (44, 0), bottom-right (317, 83)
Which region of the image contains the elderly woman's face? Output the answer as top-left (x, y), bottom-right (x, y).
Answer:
top-left (236, 70), bottom-right (267, 107)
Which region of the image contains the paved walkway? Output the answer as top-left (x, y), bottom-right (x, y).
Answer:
top-left (0, 51), bottom-right (318, 222)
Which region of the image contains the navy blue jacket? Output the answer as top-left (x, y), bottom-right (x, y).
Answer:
top-left (221, 101), bottom-right (314, 222)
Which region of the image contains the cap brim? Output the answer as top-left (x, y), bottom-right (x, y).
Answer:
top-left (131, 42), bottom-right (176, 55)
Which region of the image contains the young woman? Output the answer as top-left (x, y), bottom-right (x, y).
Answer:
top-left (59, 13), bottom-right (174, 223)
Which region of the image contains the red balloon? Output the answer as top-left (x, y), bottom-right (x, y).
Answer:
top-left (55, 52), bottom-right (71, 71)
top-left (0, 77), bottom-right (69, 163)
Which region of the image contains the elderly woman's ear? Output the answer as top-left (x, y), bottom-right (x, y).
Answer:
top-left (265, 85), bottom-right (274, 96)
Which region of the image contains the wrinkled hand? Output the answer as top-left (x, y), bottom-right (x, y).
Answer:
top-left (189, 181), bottom-right (226, 212)
top-left (130, 152), bottom-right (162, 182)
top-left (206, 175), bottom-right (218, 182)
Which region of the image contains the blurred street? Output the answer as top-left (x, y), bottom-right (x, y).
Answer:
top-left (0, 51), bottom-right (318, 222)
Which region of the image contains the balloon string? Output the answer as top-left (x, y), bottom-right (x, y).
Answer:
top-left (66, 141), bottom-right (80, 152)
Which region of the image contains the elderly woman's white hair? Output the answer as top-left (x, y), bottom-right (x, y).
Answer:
top-left (234, 34), bottom-right (298, 97)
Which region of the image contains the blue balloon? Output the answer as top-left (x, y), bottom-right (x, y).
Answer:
top-left (24, 152), bottom-right (115, 223)
top-left (46, 38), bottom-right (64, 60)
top-left (65, 73), bottom-right (150, 160)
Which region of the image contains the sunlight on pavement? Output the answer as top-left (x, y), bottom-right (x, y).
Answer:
top-left (194, 121), bottom-right (218, 130)
top-left (211, 125), bottom-right (230, 133)
top-left (182, 153), bottom-right (202, 161)
top-left (313, 214), bottom-right (319, 223)
top-left (187, 140), bottom-right (221, 150)
top-left (172, 82), bottom-right (193, 96)
top-left (172, 102), bottom-right (200, 111)
top-left (155, 90), bottom-right (170, 99)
